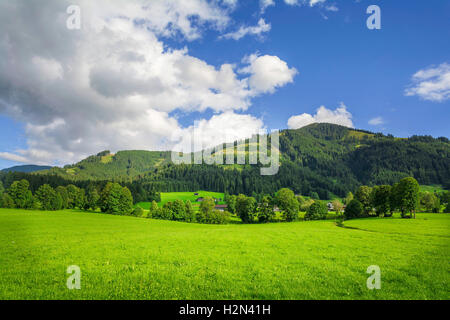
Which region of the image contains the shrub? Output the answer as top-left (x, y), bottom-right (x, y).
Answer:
top-left (153, 207), bottom-right (173, 220)
top-left (345, 200), bottom-right (364, 220)
top-left (304, 201), bottom-right (328, 221)
top-left (197, 209), bottom-right (230, 224)
top-left (131, 207), bottom-right (145, 217)
top-left (445, 203), bottom-right (450, 213)
top-left (184, 200), bottom-right (196, 222)
top-left (172, 199), bottom-right (186, 221)
top-left (149, 201), bottom-right (158, 217)
top-left (300, 198), bottom-right (314, 212)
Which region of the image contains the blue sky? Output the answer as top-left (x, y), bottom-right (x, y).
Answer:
top-left (182, 0), bottom-right (450, 135)
top-left (0, 0), bottom-right (449, 169)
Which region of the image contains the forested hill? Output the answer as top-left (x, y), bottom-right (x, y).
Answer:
top-left (280, 124), bottom-right (450, 187)
top-left (4, 123), bottom-right (448, 199)
top-left (38, 150), bottom-right (172, 180)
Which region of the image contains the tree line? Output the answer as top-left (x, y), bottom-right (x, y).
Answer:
top-left (138, 197), bottom-right (231, 225)
top-left (222, 177), bottom-right (449, 224)
top-left (0, 179), bottom-right (134, 215)
top-left (1, 176), bottom-right (448, 225)
top-left (0, 171), bottom-right (161, 204)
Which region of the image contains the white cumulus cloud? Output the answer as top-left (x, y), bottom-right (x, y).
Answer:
top-left (220, 18), bottom-right (271, 40)
top-left (260, 0), bottom-right (275, 13)
top-left (368, 117), bottom-right (384, 126)
top-left (0, 0), bottom-right (295, 165)
top-left (240, 54), bottom-right (298, 94)
top-left (405, 63), bottom-right (450, 102)
top-left (287, 104), bottom-right (354, 129)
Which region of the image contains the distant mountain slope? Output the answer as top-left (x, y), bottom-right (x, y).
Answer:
top-left (28, 123), bottom-right (449, 198)
top-left (2, 165), bottom-right (52, 173)
top-left (280, 124), bottom-right (450, 186)
top-left (38, 150), bottom-right (172, 180)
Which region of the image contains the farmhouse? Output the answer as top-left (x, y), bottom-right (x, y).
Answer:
top-left (215, 204), bottom-right (228, 211)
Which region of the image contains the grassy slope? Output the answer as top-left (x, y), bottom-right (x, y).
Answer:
top-left (420, 185), bottom-right (445, 193)
top-left (0, 209), bottom-right (448, 300)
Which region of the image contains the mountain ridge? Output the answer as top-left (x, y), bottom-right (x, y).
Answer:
top-left (24, 123), bottom-right (449, 199)
top-left (1, 165), bottom-right (52, 173)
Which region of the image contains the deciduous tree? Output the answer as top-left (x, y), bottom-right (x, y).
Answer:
top-left (371, 185), bottom-right (391, 216)
top-left (8, 179), bottom-right (33, 209)
top-left (355, 186), bottom-right (373, 215)
top-left (397, 177), bottom-right (420, 218)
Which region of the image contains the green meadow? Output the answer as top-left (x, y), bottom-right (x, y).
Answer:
top-left (136, 191), bottom-right (225, 210)
top-left (419, 185), bottom-right (445, 193)
top-left (0, 208), bottom-right (448, 300)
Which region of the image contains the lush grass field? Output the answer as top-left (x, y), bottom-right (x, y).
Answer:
top-left (419, 185), bottom-right (445, 193)
top-left (136, 191), bottom-right (225, 210)
top-left (0, 209), bottom-right (448, 300)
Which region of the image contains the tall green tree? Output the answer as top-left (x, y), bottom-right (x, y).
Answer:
top-left (371, 185), bottom-right (391, 217)
top-left (275, 188), bottom-right (299, 222)
top-left (119, 186), bottom-right (133, 215)
top-left (99, 182), bottom-right (113, 212)
top-left (355, 186), bottom-right (373, 215)
top-left (66, 185), bottom-right (84, 209)
top-left (236, 194), bottom-right (257, 223)
top-left (172, 199), bottom-right (187, 221)
top-left (258, 195), bottom-right (275, 223)
top-left (225, 194), bottom-right (237, 214)
top-left (85, 185), bottom-right (100, 211)
top-left (388, 183), bottom-right (400, 216)
top-left (100, 182), bottom-right (133, 215)
top-left (35, 184), bottom-right (61, 211)
top-left (55, 186), bottom-right (69, 209)
top-left (397, 177), bottom-right (420, 219)
top-left (8, 179), bottom-right (33, 209)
